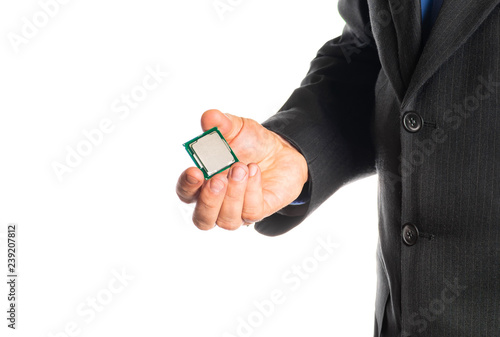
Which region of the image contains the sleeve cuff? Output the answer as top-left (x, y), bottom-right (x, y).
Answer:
top-left (277, 181), bottom-right (311, 217)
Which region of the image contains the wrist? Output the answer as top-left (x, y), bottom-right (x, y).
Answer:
top-left (273, 133), bottom-right (309, 186)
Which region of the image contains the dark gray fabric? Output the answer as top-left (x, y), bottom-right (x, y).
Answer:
top-left (255, 0), bottom-right (500, 336)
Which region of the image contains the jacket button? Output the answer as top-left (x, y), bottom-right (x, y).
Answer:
top-left (402, 223), bottom-right (419, 246)
top-left (402, 111), bottom-right (423, 133)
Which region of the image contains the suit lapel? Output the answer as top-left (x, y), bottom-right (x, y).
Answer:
top-left (390, 0), bottom-right (421, 92)
top-left (402, 0), bottom-right (500, 108)
top-left (368, 0), bottom-right (406, 103)
top-left (368, 0), bottom-right (422, 103)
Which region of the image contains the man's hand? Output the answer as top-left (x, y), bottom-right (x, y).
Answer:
top-left (176, 109), bottom-right (308, 230)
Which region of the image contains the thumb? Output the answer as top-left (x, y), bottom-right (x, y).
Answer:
top-left (201, 109), bottom-right (244, 142)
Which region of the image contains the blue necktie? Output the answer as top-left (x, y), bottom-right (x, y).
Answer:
top-left (421, 0), bottom-right (443, 44)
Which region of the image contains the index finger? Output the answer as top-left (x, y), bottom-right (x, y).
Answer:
top-left (176, 167), bottom-right (205, 203)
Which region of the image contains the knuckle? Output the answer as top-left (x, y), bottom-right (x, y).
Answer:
top-left (223, 191), bottom-right (243, 202)
top-left (197, 195), bottom-right (219, 210)
top-left (242, 204), bottom-right (264, 223)
top-left (192, 214), bottom-right (214, 230)
top-left (176, 183), bottom-right (198, 203)
top-left (177, 191), bottom-right (196, 204)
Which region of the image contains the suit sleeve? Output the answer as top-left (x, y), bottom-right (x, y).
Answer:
top-left (254, 0), bottom-right (381, 236)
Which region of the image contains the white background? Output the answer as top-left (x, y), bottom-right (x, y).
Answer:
top-left (0, 0), bottom-right (378, 336)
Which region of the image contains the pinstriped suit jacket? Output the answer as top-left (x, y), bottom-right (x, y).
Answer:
top-left (255, 0), bottom-right (500, 335)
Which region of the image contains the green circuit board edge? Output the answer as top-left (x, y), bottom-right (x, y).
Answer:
top-left (183, 127), bottom-right (239, 180)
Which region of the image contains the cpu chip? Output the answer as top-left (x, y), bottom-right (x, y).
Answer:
top-left (183, 127), bottom-right (239, 179)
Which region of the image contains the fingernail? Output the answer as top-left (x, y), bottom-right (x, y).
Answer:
top-left (249, 164), bottom-right (258, 177)
top-left (210, 178), bottom-right (225, 193)
top-left (230, 166), bottom-right (247, 181)
top-left (186, 175), bottom-right (199, 185)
